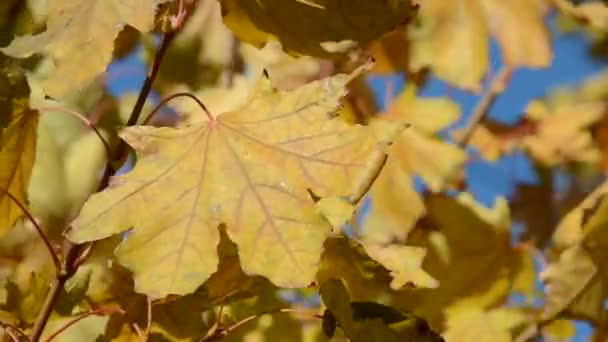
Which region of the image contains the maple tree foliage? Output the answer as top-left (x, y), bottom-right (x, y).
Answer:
top-left (2, 0), bottom-right (608, 341)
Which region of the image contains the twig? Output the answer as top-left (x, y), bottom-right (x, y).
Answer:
top-left (1, 321), bottom-right (30, 342)
top-left (145, 297), bottom-right (153, 340)
top-left (42, 308), bottom-right (126, 342)
top-left (39, 106), bottom-right (112, 161)
top-left (29, 26), bottom-right (181, 342)
top-left (455, 67), bottom-right (512, 147)
top-left (513, 323), bottom-right (538, 342)
top-left (201, 308), bottom-right (322, 341)
top-left (29, 241), bottom-right (81, 342)
top-left (142, 92), bottom-right (213, 125)
top-left (0, 186), bottom-right (60, 271)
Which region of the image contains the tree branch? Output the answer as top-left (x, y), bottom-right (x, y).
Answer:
top-left (201, 308), bottom-right (323, 341)
top-left (29, 25), bottom-right (181, 342)
top-left (455, 67), bottom-right (512, 147)
top-left (1, 320), bottom-right (30, 342)
top-left (42, 308), bottom-right (126, 342)
top-left (0, 186), bottom-right (60, 271)
top-left (143, 92), bottom-right (213, 125)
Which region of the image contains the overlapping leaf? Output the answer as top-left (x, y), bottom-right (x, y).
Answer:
top-left (218, 0), bottom-right (418, 58)
top-left (409, 0), bottom-right (551, 91)
top-left (0, 54), bottom-right (39, 235)
top-left (443, 304), bottom-right (527, 342)
top-left (364, 86), bottom-right (465, 243)
top-left (522, 99), bottom-right (604, 166)
top-left (319, 278), bottom-right (443, 342)
top-left (541, 185), bottom-right (608, 322)
top-left (1, 0), bottom-right (168, 98)
top-left (69, 64), bottom-right (400, 298)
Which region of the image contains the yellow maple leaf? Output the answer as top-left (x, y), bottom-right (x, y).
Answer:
top-left (1, 0), bottom-right (168, 98)
top-left (522, 100), bottom-right (604, 166)
top-left (0, 54), bottom-right (39, 235)
top-left (443, 305), bottom-right (527, 342)
top-left (409, 0), bottom-right (550, 91)
top-left (218, 0), bottom-right (418, 58)
top-left (68, 64), bottom-right (399, 297)
top-left (364, 86), bottom-right (464, 244)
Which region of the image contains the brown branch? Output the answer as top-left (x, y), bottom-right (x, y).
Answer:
top-left (1, 321), bottom-right (30, 342)
top-left (0, 186), bottom-right (60, 271)
top-left (455, 67), bottom-right (512, 147)
top-left (42, 308), bottom-right (126, 342)
top-left (29, 26), bottom-right (181, 342)
top-left (201, 308), bottom-right (322, 341)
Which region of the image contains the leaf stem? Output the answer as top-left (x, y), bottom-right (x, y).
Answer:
top-left (143, 92), bottom-right (213, 125)
top-left (455, 67), bottom-right (511, 147)
top-left (0, 186), bottom-right (60, 271)
top-left (42, 307), bottom-right (126, 342)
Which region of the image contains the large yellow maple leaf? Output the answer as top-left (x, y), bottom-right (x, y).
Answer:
top-left (0, 54), bottom-right (39, 235)
top-left (69, 65), bottom-right (398, 298)
top-left (1, 0), bottom-right (167, 98)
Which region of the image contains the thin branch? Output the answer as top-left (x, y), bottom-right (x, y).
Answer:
top-left (454, 67), bottom-right (512, 147)
top-left (127, 32), bottom-right (176, 127)
top-left (0, 186), bottom-right (60, 271)
top-left (42, 308), bottom-right (126, 342)
top-left (201, 308), bottom-right (322, 341)
top-left (31, 8), bottom-right (184, 342)
top-left (132, 323), bottom-right (146, 342)
top-left (71, 242), bottom-right (95, 270)
top-left (142, 92), bottom-right (213, 125)
top-left (1, 321), bottom-right (30, 342)
top-left (30, 241), bottom-right (81, 342)
top-left (39, 106), bottom-right (112, 162)
top-left (145, 296), bottom-right (152, 340)
top-left (3, 327), bottom-right (20, 342)
top-left (513, 323), bottom-right (538, 342)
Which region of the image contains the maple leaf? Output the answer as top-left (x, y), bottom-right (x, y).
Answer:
top-left (0, 54), bottom-right (39, 235)
top-left (364, 86), bottom-right (465, 244)
top-left (409, 0), bottom-right (551, 91)
top-left (69, 64), bottom-right (399, 298)
top-left (443, 305), bottom-right (527, 342)
top-left (522, 100), bottom-right (604, 166)
top-left (320, 278), bottom-right (443, 342)
top-left (1, 0), bottom-right (168, 98)
top-left (218, 0), bottom-right (418, 58)
top-left (541, 187), bottom-right (608, 322)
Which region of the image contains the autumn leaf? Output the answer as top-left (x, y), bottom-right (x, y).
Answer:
top-left (218, 0), bottom-right (418, 58)
top-left (319, 278), bottom-right (443, 342)
top-left (68, 64), bottom-right (400, 298)
top-left (443, 304), bottom-right (527, 342)
top-left (409, 0), bottom-right (550, 91)
top-left (41, 314), bottom-right (109, 342)
top-left (364, 86), bottom-right (464, 244)
top-left (1, 0), bottom-right (168, 98)
top-left (0, 54), bottom-right (39, 235)
top-left (522, 100), bottom-right (604, 166)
